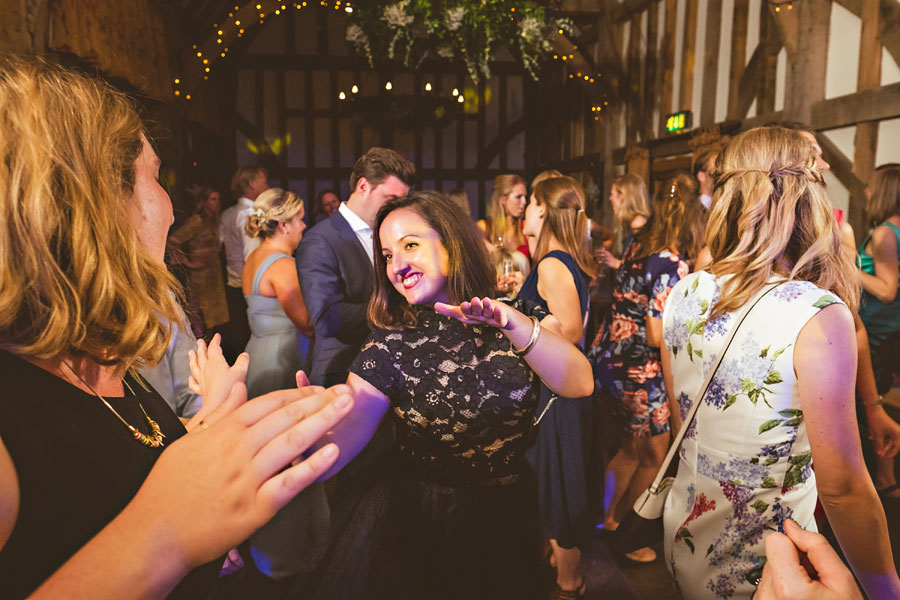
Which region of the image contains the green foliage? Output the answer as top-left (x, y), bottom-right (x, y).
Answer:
top-left (344, 1), bottom-right (572, 82)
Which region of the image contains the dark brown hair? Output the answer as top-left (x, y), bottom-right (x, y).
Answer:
top-left (369, 191), bottom-right (496, 329)
top-left (349, 147), bottom-right (415, 192)
top-left (866, 163), bottom-right (900, 226)
top-left (633, 173), bottom-right (704, 263)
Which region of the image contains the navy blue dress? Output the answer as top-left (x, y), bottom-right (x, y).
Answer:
top-left (517, 250), bottom-right (594, 550)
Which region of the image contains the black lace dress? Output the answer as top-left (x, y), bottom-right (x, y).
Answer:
top-left (309, 306), bottom-right (544, 600)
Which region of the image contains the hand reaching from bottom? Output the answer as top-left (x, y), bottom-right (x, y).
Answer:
top-left (756, 519), bottom-right (862, 600)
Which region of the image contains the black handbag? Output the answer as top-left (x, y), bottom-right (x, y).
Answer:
top-left (609, 283), bottom-right (782, 555)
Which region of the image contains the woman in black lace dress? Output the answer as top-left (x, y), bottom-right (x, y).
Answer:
top-left (190, 192), bottom-right (594, 598)
top-left (303, 191), bottom-right (593, 599)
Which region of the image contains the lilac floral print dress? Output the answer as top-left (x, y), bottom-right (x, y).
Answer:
top-left (661, 272), bottom-right (843, 600)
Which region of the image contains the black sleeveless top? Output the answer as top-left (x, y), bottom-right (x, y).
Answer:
top-left (0, 350), bottom-right (218, 598)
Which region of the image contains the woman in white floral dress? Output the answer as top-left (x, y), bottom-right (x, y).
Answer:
top-left (660, 126), bottom-right (900, 600)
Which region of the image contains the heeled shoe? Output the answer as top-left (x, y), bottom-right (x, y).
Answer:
top-left (616, 546), bottom-right (657, 566)
top-left (549, 579), bottom-right (586, 600)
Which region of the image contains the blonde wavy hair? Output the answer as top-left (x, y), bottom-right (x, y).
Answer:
top-left (611, 173), bottom-right (650, 230)
top-left (486, 174), bottom-right (526, 245)
top-left (245, 188), bottom-right (305, 238)
top-left (532, 176), bottom-right (598, 278)
top-left (706, 126), bottom-right (859, 319)
top-left (0, 55), bottom-right (183, 372)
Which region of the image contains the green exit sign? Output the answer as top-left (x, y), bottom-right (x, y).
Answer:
top-left (665, 110), bottom-right (692, 133)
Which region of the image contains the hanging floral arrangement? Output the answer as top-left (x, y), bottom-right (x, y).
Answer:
top-left (345, 1), bottom-right (572, 83)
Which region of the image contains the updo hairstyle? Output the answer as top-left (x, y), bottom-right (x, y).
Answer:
top-left (245, 187), bottom-right (305, 239)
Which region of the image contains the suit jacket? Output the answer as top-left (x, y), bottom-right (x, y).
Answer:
top-left (296, 211), bottom-right (373, 386)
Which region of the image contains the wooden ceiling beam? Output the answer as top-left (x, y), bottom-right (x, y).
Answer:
top-left (810, 81), bottom-right (900, 130)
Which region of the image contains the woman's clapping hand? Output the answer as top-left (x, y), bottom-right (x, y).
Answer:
top-left (122, 382), bottom-right (353, 580)
top-left (187, 334), bottom-right (249, 431)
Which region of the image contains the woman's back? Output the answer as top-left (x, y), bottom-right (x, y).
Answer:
top-left (244, 252), bottom-right (305, 398)
top-left (661, 271), bottom-right (844, 599)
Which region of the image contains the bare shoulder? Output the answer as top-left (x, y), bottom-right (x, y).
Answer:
top-left (872, 223), bottom-right (899, 251)
top-left (0, 435), bottom-right (19, 550)
top-left (795, 302), bottom-right (855, 364)
top-left (537, 255), bottom-right (573, 283)
top-left (267, 256), bottom-right (299, 282)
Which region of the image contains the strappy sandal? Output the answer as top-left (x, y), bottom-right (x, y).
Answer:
top-left (550, 580), bottom-right (586, 600)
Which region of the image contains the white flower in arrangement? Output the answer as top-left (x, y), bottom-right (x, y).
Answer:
top-left (384, 0), bottom-right (414, 28)
top-left (436, 44), bottom-right (455, 59)
top-left (518, 17), bottom-right (542, 42)
top-left (346, 24), bottom-right (367, 45)
top-left (444, 6), bottom-right (465, 31)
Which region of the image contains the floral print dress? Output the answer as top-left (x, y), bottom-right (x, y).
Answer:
top-left (661, 272), bottom-right (844, 600)
top-left (590, 237), bottom-right (689, 437)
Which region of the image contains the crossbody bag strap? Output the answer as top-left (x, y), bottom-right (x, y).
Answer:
top-left (647, 281), bottom-right (783, 493)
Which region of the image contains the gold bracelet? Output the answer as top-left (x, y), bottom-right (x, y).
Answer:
top-left (513, 315), bottom-right (541, 357)
top-left (863, 395), bottom-right (885, 409)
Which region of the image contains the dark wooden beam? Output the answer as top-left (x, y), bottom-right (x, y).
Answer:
top-left (612, 0), bottom-right (658, 22)
top-left (699, 0), bottom-right (723, 126)
top-left (679, 0), bottom-right (699, 112)
top-left (658, 0), bottom-right (677, 134)
top-left (783, 0), bottom-right (829, 123)
top-left (810, 81), bottom-right (900, 129)
top-left (727, 0), bottom-right (749, 118)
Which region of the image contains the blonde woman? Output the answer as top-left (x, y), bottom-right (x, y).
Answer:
top-left (596, 173), bottom-right (650, 269)
top-left (661, 126), bottom-right (899, 599)
top-left (518, 176), bottom-right (597, 599)
top-left (477, 173), bottom-right (529, 257)
top-left (0, 56), bottom-right (349, 598)
top-left (243, 188), bottom-right (314, 399)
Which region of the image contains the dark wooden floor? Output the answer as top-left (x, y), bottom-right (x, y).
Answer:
top-left (581, 531), bottom-right (678, 600)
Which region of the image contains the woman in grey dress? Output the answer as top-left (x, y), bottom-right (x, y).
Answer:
top-left (242, 187), bottom-right (315, 398)
top-left (241, 188), bottom-right (325, 583)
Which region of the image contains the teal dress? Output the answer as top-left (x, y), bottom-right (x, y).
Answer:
top-left (858, 221), bottom-right (900, 393)
top-left (243, 251), bottom-right (326, 580)
top-left (244, 252), bottom-right (308, 398)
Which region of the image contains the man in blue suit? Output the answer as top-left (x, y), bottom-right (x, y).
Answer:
top-left (297, 147), bottom-right (415, 386)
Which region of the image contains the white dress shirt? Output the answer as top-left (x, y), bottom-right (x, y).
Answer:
top-left (700, 193), bottom-right (713, 211)
top-left (338, 201), bottom-right (374, 264)
top-left (219, 197), bottom-right (261, 287)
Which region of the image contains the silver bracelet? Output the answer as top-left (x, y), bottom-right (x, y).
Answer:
top-left (863, 395), bottom-right (885, 409)
top-left (513, 315), bottom-right (541, 357)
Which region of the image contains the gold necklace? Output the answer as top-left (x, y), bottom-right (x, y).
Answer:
top-left (66, 363), bottom-right (166, 448)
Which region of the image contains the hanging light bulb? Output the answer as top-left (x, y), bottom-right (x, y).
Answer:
top-left (385, 81), bottom-right (393, 91)
top-left (351, 85), bottom-right (359, 94)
